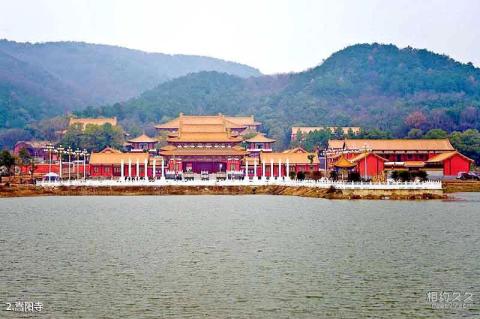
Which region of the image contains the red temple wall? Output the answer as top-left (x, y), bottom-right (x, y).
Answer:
top-left (443, 155), bottom-right (471, 176)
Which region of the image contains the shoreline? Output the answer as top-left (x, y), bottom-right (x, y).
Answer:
top-left (0, 184), bottom-right (447, 200)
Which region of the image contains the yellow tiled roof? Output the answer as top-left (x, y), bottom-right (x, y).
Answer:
top-left (344, 139), bottom-right (455, 151)
top-left (160, 148), bottom-right (246, 156)
top-left (260, 152), bottom-right (319, 164)
top-left (328, 140), bottom-right (345, 149)
top-left (245, 133), bottom-right (276, 143)
top-left (168, 133), bottom-right (242, 142)
top-left (127, 134), bottom-right (158, 143)
top-left (333, 155), bottom-right (356, 168)
top-left (69, 117), bottom-right (117, 128)
top-left (89, 152), bottom-right (149, 165)
top-left (99, 147), bottom-right (122, 154)
top-left (292, 126), bottom-right (361, 135)
top-left (349, 152), bottom-right (387, 163)
top-left (282, 147), bottom-right (307, 153)
top-left (403, 161), bottom-right (426, 168)
top-left (426, 151), bottom-right (474, 163)
top-left (155, 114), bottom-right (260, 129)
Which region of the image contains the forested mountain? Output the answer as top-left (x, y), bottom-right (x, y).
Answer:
top-left (0, 39), bottom-right (261, 130)
top-left (79, 44), bottom-right (480, 148)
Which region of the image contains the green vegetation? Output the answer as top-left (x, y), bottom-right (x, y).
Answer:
top-left (60, 123), bottom-right (124, 152)
top-left (0, 150), bottom-right (15, 179)
top-left (0, 39), bottom-right (260, 132)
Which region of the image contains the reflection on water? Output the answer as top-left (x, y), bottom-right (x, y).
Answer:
top-left (1, 195), bottom-right (479, 318)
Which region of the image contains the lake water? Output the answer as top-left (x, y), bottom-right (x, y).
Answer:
top-left (1, 194), bottom-right (479, 318)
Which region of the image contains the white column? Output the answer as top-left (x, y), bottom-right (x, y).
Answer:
top-left (270, 159), bottom-right (274, 179)
top-left (278, 159), bottom-right (282, 179)
top-left (128, 159), bottom-right (132, 178)
top-left (59, 156), bottom-right (62, 179)
top-left (253, 159), bottom-right (258, 180)
top-left (244, 159), bottom-right (249, 181)
top-left (153, 159), bottom-right (156, 179)
top-left (286, 159), bottom-right (290, 180)
top-left (120, 159), bottom-right (124, 180)
top-left (161, 158), bottom-right (165, 180)
top-left (262, 160), bottom-right (266, 180)
top-left (136, 159), bottom-right (140, 178)
top-left (144, 158), bottom-right (148, 180)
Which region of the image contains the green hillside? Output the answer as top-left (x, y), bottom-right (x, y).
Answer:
top-left (0, 39), bottom-right (261, 130)
top-left (79, 44), bottom-right (480, 148)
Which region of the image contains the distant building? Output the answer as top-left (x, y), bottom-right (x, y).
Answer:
top-left (68, 117), bottom-right (118, 130)
top-left (291, 126), bottom-right (361, 141)
top-left (13, 141), bottom-right (54, 162)
top-left (127, 134), bottom-right (158, 153)
top-left (327, 139), bottom-right (473, 178)
top-left (245, 133), bottom-right (275, 157)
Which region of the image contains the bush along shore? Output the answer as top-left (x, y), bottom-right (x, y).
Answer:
top-left (0, 184), bottom-right (445, 200)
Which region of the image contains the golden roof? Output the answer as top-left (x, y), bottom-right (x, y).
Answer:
top-left (349, 152), bottom-right (387, 163)
top-left (69, 117), bottom-right (117, 128)
top-left (426, 151), bottom-right (474, 163)
top-left (168, 133), bottom-right (242, 143)
top-left (99, 147), bottom-right (122, 154)
top-left (292, 126), bottom-right (361, 135)
top-left (90, 152), bottom-right (149, 165)
top-left (155, 114), bottom-right (260, 129)
top-left (160, 148), bottom-right (247, 156)
top-left (225, 115), bottom-right (260, 126)
top-left (328, 140), bottom-right (345, 149)
top-left (282, 147), bottom-right (307, 154)
top-left (333, 155), bottom-right (356, 168)
top-left (127, 134), bottom-right (158, 143)
top-left (343, 139), bottom-right (455, 151)
top-left (403, 161), bottom-right (426, 168)
top-left (260, 152), bottom-right (320, 164)
top-left (245, 133), bottom-right (276, 143)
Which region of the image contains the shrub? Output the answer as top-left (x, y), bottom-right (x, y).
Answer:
top-left (348, 171), bottom-right (361, 182)
top-left (296, 171), bottom-right (306, 180)
top-left (398, 170), bottom-right (411, 182)
top-left (390, 170), bottom-right (399, 181)
top-left (289, 171), bottom-right (296, 180)
top-left (330, 170), bottom-right (338, 181)
top-left (412, 170), bottom-right (428, 181)
top-left (310, 170), bottom-right (323, 181)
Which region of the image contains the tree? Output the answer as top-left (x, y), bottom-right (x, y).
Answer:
top-left (405, 111), bottom-right (427, 130)
top-left (18, 147), bottom-right (36, 183)
top-left (423, 129), bottom-right (448, 139)
top-left (307, 154), bottom-right (315, 172)
top-left (407, 128), bottom-right (423, 139)
top-left (390, 170), bottom-right (399, 181)
top-left (303, 129), bottom-right (331, 151)
top-left (449, 129), bottom-right (480, 164)
top-left (0, 150), bottom-right (16, 181)
top-left (296, 171), bottom-right (306, 180)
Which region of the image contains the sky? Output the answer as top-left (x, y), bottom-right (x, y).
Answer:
top-left (0, 0), bottom-right (479, 74)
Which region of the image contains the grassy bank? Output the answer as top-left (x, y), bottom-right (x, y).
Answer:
top-left (0, 184), bottom-right (444, 200)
